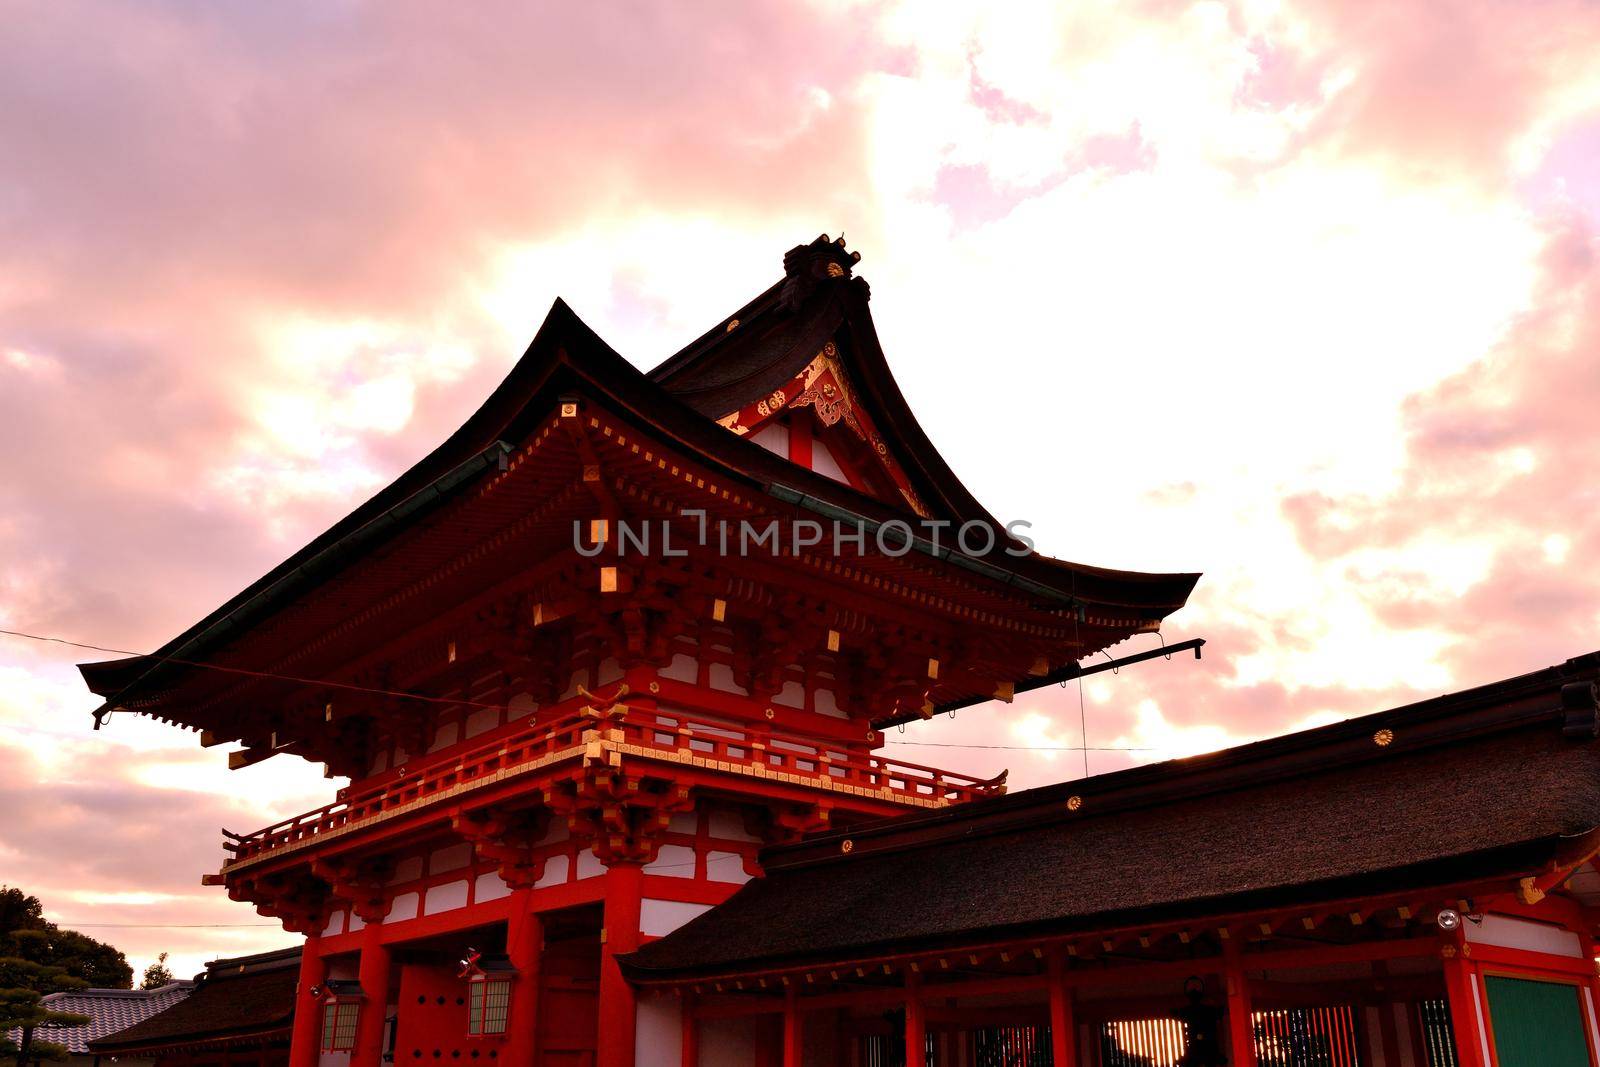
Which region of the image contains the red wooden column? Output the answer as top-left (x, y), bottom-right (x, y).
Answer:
top-left (904, 971), bottom-right (927, 1067)
top-left (681, 991), bottom-right (699, 1067)
top-left (1048, 951), bottom-right (1078, 1067)
top-left (505, 890), bottom-right (543, 1067)
top-left (353, 922), bottom-right (392, 1067)
top-left (1221, 938), bottom-right (1258, 1067)
top-left (783, 984), bottom-right (804, 1067)
top-left (288, 934), bottom-right (326, 1067)
top-left (597, 863), bottom-right (644, 1067)
top-left (1442, 944), bottom-right (1487, 1067)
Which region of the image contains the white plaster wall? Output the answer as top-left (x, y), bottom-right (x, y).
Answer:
top-left (535, 855), bottom-right (569, 888)
top-left (474, 870), bottom-right (511, 903)
top-left (811, 438), bottom-right (847, 484)
top-left (773, 680), bottom-right (805, 707)
top-left (700, 1016), bottom-right (761, 1067)
top-left (643, 844), bottom-right (697, 879)
top-left (427, 721), bottom-right (458, 753)
top-left (705, 851), bottom-right (752, 884)
top-left (635, 991), bottom-right (681, 1067)
top-left (1466, 913), bottom-right (1584, 957)
top-left (707, 809), bottom-right (760, 842)
top-left (389, 892), bottom-right (420, 922)
top-left (423, 878), bottom-right (469, 915)
top-left (464, 706), bottom-right (499, 738)
top-left (640, 899), bottom-right (713, 938)
top-left (708, 663), bottom-right (749, 695)
top-left (575, 850), bottom-right (605, 880)
top-left (661, 654), bottom-right (698, 682)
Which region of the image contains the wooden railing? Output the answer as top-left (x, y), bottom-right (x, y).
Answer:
top-left (223, 705), bottom-right (1005, 866)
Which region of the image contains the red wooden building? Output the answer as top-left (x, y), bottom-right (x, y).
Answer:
top-left (79, 236), bottom-right (1194, 1067)
top-left (78, 237), bottom-right (1600, 1066)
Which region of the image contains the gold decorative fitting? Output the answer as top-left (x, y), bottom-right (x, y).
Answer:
top-left (446, 641), bottom-right (457, 663)
top-left (560, 402), bottom-right (578, 418)
top-left (866, 730), bottom-right (876, 742)
top-left (648, 681), bottom-right (660, 694)
top-left (765, 708), bottom-right (776, 720)
top-left (1066, 795), bottom-right (1083, 812)
top-left (840, 839), bottom-right (854, 854)
top-left (1374, 728), bottom-right (1395, 747)
top-left (826, 629), bottom-right (841, 653)
top-left (726, 318), bottom-right (740, 332)
top-left (711, 598), bottom-right (727, 623)
top-left (826, 262), bottom-right (846, 277)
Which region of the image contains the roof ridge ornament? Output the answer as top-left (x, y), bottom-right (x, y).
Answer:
top-left (779, 233), bottom-right (863, 312)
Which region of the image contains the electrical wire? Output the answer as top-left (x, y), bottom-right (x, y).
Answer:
top-left (2, 626), bottom-right (1155, 754)
top-left (0, 627), bottom-right (511, 712)
top-left (882, 741), bottom-right (1152, 751)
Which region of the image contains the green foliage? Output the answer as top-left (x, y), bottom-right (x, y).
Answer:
top-left (140, 952), bottom-right (173, 991)
top-left (1, 886), bottom-right (134, 1066)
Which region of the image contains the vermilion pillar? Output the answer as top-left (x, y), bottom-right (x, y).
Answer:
top-left (288, 934), bottom-right (326, 1067)
top-left (681, 991), bottom-right (699, 1067)
top-left (505, 890), bottom-right (543, 1067)
top-left (1221, 938), bottom-right (1258, 1067)
top-left (353, 922), bottom-right (392, 1067)
top-left (1048, 952), bottom-right (1078, 1067)
top-left (782, 985), bottom-right (804, 1067)
top-left (1442, 946), bottom-right (1487, 1067)
top-left (904, 972), bottom-right (926, 1067)
top-left (597, 863), bottom-right (644, 1067)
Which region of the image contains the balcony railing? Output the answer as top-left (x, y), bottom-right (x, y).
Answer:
top-left (222, 705), bottom-right (1006, 868)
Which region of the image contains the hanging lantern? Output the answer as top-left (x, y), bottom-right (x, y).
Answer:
top-left (458, 949), bottom-right (517, 1037)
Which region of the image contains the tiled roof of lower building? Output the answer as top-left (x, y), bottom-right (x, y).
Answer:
top-left (623, 651), bottom-right (1600, 981)
top-left (91, 947), bottom-right (300, 1055)
top-left (6, 983), bottom-right (193, 1054)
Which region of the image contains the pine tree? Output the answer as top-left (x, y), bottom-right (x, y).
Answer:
top-left (0, 887), bottom-right (132, 1067)
top-left (139, 953), bottom-right (174, 991)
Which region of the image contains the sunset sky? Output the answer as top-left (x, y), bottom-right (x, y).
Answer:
top-left (3, 0), bottom-right (1600, 981)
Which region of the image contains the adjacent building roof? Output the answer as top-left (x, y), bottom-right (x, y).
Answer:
top-left (5, 983), bottom-right (193, 1054)
top-left (623, 651), bottom-right (1600, 982)
top-left (91, 948), bottom-right (300, 1056)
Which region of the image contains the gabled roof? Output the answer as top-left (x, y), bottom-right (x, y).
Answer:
top-left (79, 239), bottom-right (1197, 725)
top-left (623, 650), bottom-right (1600, 981)
top-left (5, 983), bottom-right (193, 1054)
top-left (90, 948), bottom-right (299, 1055)
top-left (650, 234), bottom-right (1001, 526)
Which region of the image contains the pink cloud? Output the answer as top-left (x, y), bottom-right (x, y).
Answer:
top-left (1284, 211), bottom-right (1600, 681)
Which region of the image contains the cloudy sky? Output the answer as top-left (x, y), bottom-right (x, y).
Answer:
top-left (3, 0), bottom-right (1599, 980)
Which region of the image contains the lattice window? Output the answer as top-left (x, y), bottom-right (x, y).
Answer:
top-left (321, 1000), bottom-right (360, 1051)
top-left (468, 977), bottom-right (511, 1036)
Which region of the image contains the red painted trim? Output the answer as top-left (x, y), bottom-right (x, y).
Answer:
top-left (598, 866), bottom-right (644, 1067)
top-left (1467, 943), bottom-right (1595, 977)
top-left (789, 415), bottom-right (813, 472)
top-left (1048, 953), bottom-right (1077, 1067)
top-left (287, 935), bottom-right (325, 1067)
top-left (641, 876), bottom-right (745, 906)
top-left (782, 985), bottom-right (804, 1067)
top-left (376, 896), bottom-right (513, 944)
top-left (1222, 938), bottom-right (1258, 1067)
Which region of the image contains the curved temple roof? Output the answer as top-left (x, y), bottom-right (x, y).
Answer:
top-left (79, 236), bottom-right (1198, 727)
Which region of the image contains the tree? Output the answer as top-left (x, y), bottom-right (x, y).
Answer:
top-left (0, 887), bottom-right (133, 1067)
top-left (140, 953), bottom-right (173, 990)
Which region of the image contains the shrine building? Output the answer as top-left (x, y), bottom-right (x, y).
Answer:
top-left (79, 237), bottom-right (1600, 1067)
